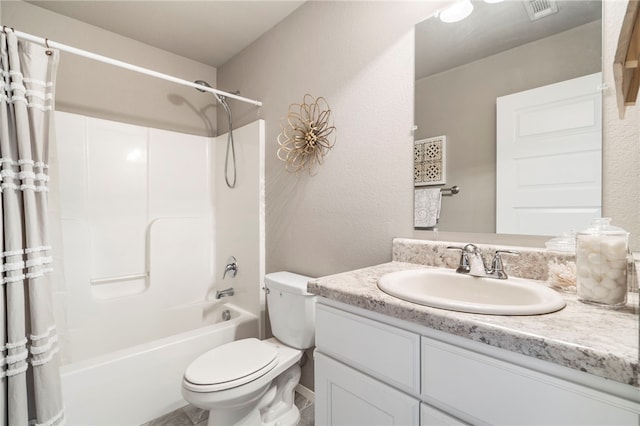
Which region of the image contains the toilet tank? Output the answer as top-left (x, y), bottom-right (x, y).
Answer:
top-left (264, 271), bottom-right (316, 350)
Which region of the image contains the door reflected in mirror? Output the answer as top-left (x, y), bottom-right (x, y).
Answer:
top-left (414, 0), bottom-right (602, 236)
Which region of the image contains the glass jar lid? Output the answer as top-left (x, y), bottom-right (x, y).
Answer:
top-left (578, 218), bottom-right (629, 237)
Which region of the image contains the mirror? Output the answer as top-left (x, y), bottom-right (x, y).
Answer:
top-left (414, 0), bottom-right (602, 236)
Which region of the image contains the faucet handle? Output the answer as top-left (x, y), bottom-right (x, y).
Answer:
top-left (446, 246), bottom-right (470, 273)
top-left (490, 250), bottom-right (519, 279)
top-left (222, 256), bottom-right (238, 279)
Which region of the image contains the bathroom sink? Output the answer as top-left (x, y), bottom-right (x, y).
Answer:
top-left (377, 268), bottom-right (566, 315)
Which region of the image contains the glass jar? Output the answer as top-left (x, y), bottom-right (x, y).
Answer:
top-left (576, 218), bottom-right (629, 307)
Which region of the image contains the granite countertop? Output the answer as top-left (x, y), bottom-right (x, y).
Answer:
top-left (308, 261), bottom-right (640, 387)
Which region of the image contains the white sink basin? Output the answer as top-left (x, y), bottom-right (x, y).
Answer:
top-left (378, 268), bottom-right (566, 315)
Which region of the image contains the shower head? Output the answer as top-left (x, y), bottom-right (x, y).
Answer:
top-left (194, 80), bottom-right (212, 93)
top-left (194, 80), bottom-right (225, 103)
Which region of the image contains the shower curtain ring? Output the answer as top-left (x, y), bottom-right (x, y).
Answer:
top-left (45, 38), bottom-right (53, 56)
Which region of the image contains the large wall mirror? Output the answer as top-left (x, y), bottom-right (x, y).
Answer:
top-left (415, 0), bottom-right (602, 236)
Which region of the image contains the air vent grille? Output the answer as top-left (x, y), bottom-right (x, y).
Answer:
top-left (524, 0), bottom-right (559, 21)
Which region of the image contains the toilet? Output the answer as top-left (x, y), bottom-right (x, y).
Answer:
top-left (182, 271), bottom-right (316, 426)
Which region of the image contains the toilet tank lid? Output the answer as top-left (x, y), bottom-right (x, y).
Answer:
top-left (264, 271), bottom-right (313, 295)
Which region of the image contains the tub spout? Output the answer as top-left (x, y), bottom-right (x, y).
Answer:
top-left (215, 287), bottom-right (235, 299)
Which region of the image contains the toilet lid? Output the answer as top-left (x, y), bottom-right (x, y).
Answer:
top-left (184, 338), bottom-right (278, 390)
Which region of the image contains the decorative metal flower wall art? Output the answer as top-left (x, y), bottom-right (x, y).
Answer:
top-left (277, 94), bottom-right (336, 175)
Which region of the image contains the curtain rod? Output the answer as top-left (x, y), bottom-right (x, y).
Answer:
top-left (1, 26), bottom-right (263, 107)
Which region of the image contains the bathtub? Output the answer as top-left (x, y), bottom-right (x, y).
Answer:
top-left (60, 303), bottom-right (259, 426)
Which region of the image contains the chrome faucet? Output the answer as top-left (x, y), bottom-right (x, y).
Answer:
top-left (447, 244), bottom-right (519, 279)
top-left (215, 287), bottom-right (235, 299)
top-left (222, 256), bottom-right (238, 279)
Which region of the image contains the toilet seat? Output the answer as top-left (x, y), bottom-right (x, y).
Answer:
top-left (184, 338), bottom-right (278, 392)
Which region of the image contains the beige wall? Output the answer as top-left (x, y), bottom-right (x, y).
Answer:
top-left (1, 1), bottom-right (218, 136)
top-left (217, 0), bottom-right (446, 391)
top-left (603, 0), bottom-right (640, 251)
top-left (415, 21), bottom-right (602, 234)
top-left (218, 1), bottom-right (445, 280)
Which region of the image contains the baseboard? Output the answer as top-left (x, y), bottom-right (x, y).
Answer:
top-left (295, 383), bottom-right (315, 404)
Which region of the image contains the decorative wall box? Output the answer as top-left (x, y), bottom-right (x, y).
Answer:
top-left (414, 136), bottom-right (446, 186)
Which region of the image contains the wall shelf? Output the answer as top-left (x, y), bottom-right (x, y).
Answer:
top-left (614, 0), bottom-right (640, 117)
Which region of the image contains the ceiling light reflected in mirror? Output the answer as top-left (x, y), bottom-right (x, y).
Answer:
top-left (439, 0), bottom-right (474, 23)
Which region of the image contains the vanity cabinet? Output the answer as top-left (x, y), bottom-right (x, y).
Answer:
top-left (315, 301), bottom-right (640, 426)
top-left (315, 352), bottom-right (420, 425)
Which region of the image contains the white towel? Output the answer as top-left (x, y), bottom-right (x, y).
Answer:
top-left (414, 188), bottom-right (441, 228)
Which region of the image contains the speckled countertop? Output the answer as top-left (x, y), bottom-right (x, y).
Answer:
top-left (308, 239), bottom-right (640, 388)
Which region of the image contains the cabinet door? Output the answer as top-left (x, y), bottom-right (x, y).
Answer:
top-left (316, 303), bottom-right (421, 395)
top-left (421, 403), bottom-right (467, 426)
top-left (316, 352), bottom-right (420, 426)
top-left (421, 337), bottom-right (640, 425)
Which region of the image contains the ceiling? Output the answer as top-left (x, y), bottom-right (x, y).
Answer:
top-left (25, 1), bottom-right (602, 76)
top-left (26, 1), bottom-right (305, 68)
top-left (416, 0), bottom-right (602, 80)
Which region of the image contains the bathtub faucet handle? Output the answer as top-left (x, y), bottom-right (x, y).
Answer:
top-left (222, 256), bottom-right (238, 279)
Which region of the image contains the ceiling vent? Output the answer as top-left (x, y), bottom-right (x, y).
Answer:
top-left (523, 0), bottom-right (559, 21)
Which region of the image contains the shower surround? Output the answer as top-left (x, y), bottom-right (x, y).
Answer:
top-left (54, 112), bottom-right (265, 424)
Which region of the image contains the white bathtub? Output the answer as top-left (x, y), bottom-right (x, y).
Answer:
top-left (60, 303), bottom-right (259, 426)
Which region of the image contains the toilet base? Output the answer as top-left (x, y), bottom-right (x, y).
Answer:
top-left (204, 363), bottom-right (302, 426)
top-left (184, 338), bottom-right (304, 426)
top-left (259, 363), bottom-right (301, 426)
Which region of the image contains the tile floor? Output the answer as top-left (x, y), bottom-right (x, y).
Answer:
top-left (143, 390), bottom-right (314, 426)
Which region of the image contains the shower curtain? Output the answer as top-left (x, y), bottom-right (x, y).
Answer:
top-left (0, 32), bottom-right (64, 425)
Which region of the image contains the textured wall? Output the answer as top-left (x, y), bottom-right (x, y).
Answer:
top-left (1, 1), bottom-right (218, 136)
top-left (602, 1), bottom-right (640, 251)
top-left (220, 0), bottom-right (638, 265)
top-left (217, 1), bottom-right (445, 279)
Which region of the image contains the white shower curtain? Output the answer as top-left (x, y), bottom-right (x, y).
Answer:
top-left (0, 31), bottom-right (65, 425)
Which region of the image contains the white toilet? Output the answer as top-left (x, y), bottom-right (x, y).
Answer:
top-left (182, 271), bottom-right (316, 426)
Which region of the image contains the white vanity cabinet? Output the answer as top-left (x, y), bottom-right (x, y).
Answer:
top-left (315, 353), bottom-right (420, 425)
top-left (315, 301), bottom-right (640, 426)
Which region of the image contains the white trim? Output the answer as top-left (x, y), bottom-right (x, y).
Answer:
top-left (25, 246), bottom-right (51, 254)
top-left (19, 171), bottom-right (36, 180)
top-left (5, 362), bottom-right (28, 377)
top-left (1, 182), bottom-right (50, 192)
top-left (31, 406), bottom-right (65, 426)
top-left (22, 77), bottom-right (54, 88)
top-left (26, 267), bottom-right (53, 279)
top-left (25, 256), bottom-right (53, 268)
top-left (4, 273), bottom-right (26, 284)
top-left (11, 98), bottom-right (53, 111)
top-left (3, 260), bottom-right (25, 272)
top-left (30, 345), bottom-right (59, 366)
top-left (1, 183), bottom-right (17, 190)
top-left (5, 338), bottom-right (27, 350)
top-left (24, 90), bottom-right (54, 101)
top-left (30, 324), bottom-right (57, 341)
top-left (30, 334), bottom-right (58, 355)
top-left (295, 383), bottom-right (315, 404)
top-left (3, 249), bottom-right (23, 257)
top-left (6, 349), bottom-right (29, 365)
